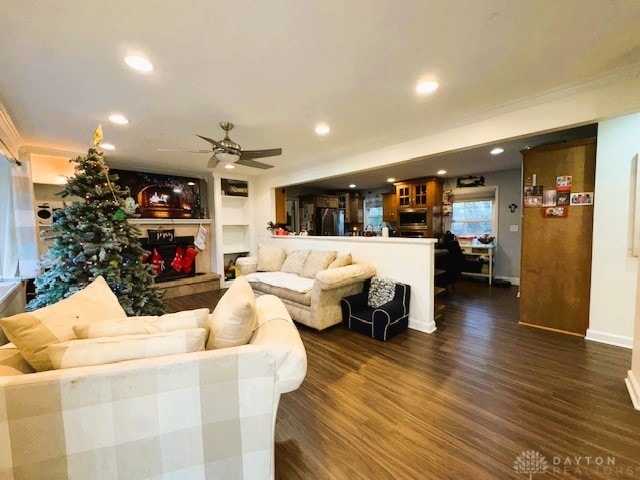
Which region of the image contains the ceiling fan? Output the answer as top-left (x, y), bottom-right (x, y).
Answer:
top-left (158, 122), bottom-right (282, 169)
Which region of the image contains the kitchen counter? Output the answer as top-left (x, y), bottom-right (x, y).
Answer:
top-left (272, 235), bottom-right (438, 245)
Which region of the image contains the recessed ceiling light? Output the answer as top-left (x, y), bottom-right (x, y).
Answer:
top-left (187, 181), bottom-right (196, 186)
top-left (124, 55), bottom-right (153, 72)
top-left (416, 80), bottom-right (439, 95)
top-left (315, 123), bottom-right (330, 136)
top-left (56, 175), bottom-right (68, 185)
top-left (224, 163), bottom-right (235, 170)
top-left (108, 114), bottom-right (129, 125)
top-left (349, 184), bottom-right (356, 188)
top-left (100, 143), bottom-right (115, 150)
top-left (387, 177), bottom-right (396, 183)
top-left (437, 169), bottom-right (447, 175)
top-left (491, 147), bottom-right (504, 155)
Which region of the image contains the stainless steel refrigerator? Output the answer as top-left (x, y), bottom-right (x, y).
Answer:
top-left (315, 208), bottom-right (344, 236)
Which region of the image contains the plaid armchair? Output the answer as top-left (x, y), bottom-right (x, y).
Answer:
top-left (340, 279), bottom-right (411, 341)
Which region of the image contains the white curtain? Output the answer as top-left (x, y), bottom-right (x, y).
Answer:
top-left (0, 158), bottom-right (19, 279)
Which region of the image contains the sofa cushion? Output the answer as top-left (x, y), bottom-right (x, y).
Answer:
top-left (207, 276), bottom-right (257, 349)
top-left (367, 277), bottom-right (397, 308)
top-left (47, 328), bottom-right (207, 369)
top-left (0, 343), bottom-right (35, 376)
top-left (257, 244), bottom-right (286, 272)
top-left (249, 281), bottom-right (313, 307)
top-left (281, 250), bottom-right (311, 275)
top-left (245, 271), bottom-right (315, 294)
top-left (73, 308), bottom-right (210, 339)
top-left (0, 276), bottom-right (127, 371)
top-left (328, 253), bottom-right (352, 269)
top-left (300, 250), bottom-right (337, 278)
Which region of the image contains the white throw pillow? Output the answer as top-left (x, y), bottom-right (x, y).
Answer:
top-left (328, 253), bottom-right (352, 269)
top-left (257, 244), bottom-right (286, 272)
top-left (281, 250), bottom-right (311, 275)
top-left (367, 277), bottom-right (397, 308)
top-left (300, 250), bottom-right (337, 278)
top-left (0, 276), bottom-right (127, 371)
top-left (47, 328), bottom-right (207, 369)
top-left (207, 276), bottom-right (257, 349)
top-left (73, 308), bottom-right (210, 339)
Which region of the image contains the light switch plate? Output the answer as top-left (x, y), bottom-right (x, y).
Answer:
top-left (510, 225), bottom-right (519, 232)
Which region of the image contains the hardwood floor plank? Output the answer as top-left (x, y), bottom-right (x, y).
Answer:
top-left (166, 282), bottom-right (640, 479)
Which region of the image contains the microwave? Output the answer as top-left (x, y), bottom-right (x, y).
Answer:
top-left (398, 209), bottom-right (428, 227)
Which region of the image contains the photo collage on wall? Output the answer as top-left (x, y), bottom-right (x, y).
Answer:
top-left (523, 175), bottom-right (594, 219)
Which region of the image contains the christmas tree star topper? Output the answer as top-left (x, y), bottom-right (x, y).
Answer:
top-left (93, 124), bottom-right (103, 147)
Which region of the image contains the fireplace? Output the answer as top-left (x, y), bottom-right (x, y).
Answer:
top-left (141, 235), bottom-right (197, 283)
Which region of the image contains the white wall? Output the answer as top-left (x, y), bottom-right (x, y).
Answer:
top-left (586, 113), bottom-right (640, 348)
top-left (268, 235), bottom-right (437, 333)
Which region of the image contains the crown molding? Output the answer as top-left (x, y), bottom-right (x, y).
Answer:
top-left (0, 101), bottom-right (23, 162)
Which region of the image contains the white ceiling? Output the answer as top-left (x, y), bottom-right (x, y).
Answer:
top-left (0, 1), bottom-right (639, 178)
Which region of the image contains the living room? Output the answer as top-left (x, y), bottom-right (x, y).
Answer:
top-left (1, 2), bottom-right (640, 479)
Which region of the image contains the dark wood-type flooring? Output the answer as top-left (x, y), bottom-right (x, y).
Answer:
top-left (166, 280), bottom-right (640, 480)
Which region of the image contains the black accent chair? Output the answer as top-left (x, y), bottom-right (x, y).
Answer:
top-left (435, 240), bottom-right (466, 293)
top-left (341, 279), bottom-right (411, 341)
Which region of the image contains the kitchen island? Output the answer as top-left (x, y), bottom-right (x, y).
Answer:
top-left (266, 235), bottom-right (438, 334)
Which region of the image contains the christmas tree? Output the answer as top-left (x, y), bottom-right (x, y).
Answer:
top-left (27, 126), bottom-right (165, 315)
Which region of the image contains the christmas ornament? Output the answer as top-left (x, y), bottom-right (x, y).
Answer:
top-left (113, 209), bottom-right (126, 220)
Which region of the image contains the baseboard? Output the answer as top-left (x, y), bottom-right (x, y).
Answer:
top-left (585, 329), bottom-right (633, 349)
top-left (625, 370), bottom-right (640, 410)
top-left (494, 276), bottom-right (520, 286)
top-left (409, 317), bottom-right (437, 334)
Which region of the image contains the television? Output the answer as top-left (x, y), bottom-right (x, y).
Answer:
top-left (110, 169), bottom-right (206, 219)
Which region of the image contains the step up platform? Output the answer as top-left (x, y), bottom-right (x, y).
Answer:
top-left (155, 272), bottom-right (221, 299)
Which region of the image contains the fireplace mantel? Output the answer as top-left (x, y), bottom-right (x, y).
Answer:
top-left (129, 219), bottom-right (212, 225)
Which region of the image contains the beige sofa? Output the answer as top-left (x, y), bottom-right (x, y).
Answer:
top-left (0, 289), bottom-right (306, 480)
top-left (236, 244), bottom-right (375, 331)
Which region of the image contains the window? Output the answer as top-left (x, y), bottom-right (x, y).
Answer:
top-left (451, 200), bottom-right (494, 236)
top-left (364, 195), bottom-right (383, 232)
top-left (449, 186), bottom-right (498, 238)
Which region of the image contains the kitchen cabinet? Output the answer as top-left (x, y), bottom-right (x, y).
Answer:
top-left (394, 178), bottom-right (443, 208)
top-left (275, 187), bottom-right (287, 224)
top-left (382, 193), bottom-right (398, 222)
top-left (349, 197), bottom-right (364, 224)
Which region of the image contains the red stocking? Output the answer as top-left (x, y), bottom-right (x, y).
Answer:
top-left (171, 246), bottom-right (185, 272)
top-left (150, 248), bottom-right (165, 275)
top-left (181, 247), bottom-right (198, 274)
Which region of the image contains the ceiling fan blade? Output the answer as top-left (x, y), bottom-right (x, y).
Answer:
top-left (157, 148), bottom-right (211, 153)
top-left (195, 134), bottom-right (223, 148)
top-left (207, 155), bottom-right (221, 169)
top-left (235, 158), bottom-right (274, 169)
top-left (240, 148), bottom-right (282, 159)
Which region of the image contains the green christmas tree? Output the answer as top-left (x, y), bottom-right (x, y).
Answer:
top-left (27, 127), bottom-right (165, 315)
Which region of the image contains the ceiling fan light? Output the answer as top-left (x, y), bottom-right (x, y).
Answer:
top-left (214, 151), bottom-right (240, 163)
top-left (224, 163), bottom-right (235, 170)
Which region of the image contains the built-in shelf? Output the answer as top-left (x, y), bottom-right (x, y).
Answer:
top-left (129, 218), bottom-right (212, 225)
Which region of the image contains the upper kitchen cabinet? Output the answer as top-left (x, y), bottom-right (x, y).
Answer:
top-left (382, 192), bottom-right (398, 222)
top-left (394, 178), bottom-right (443, 208)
